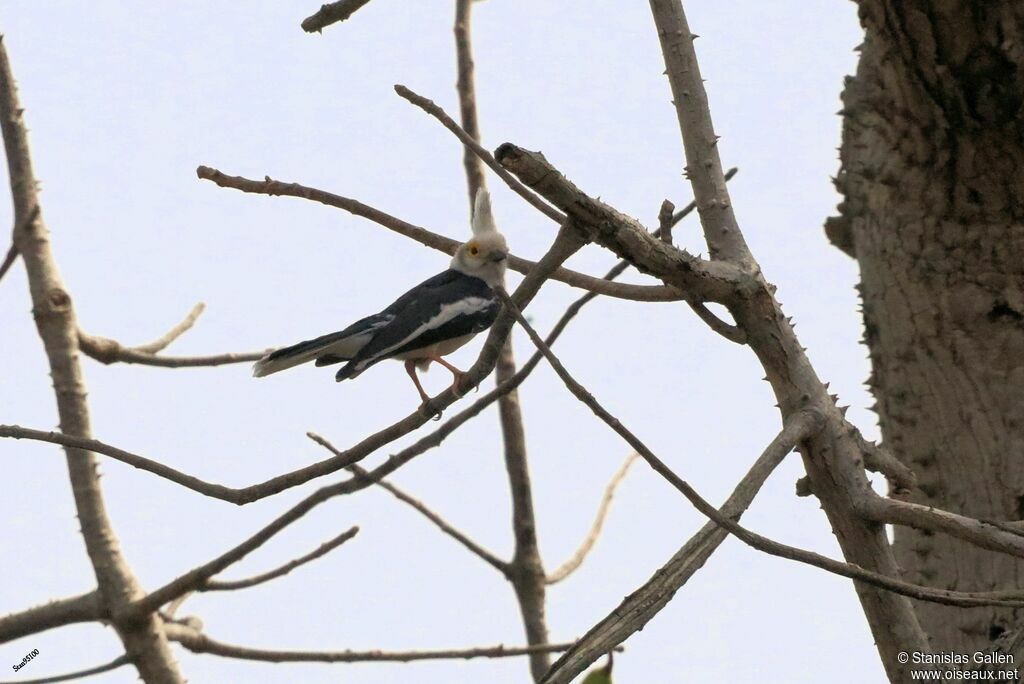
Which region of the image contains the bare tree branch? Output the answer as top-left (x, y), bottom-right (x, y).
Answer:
top-left (0, 205), bottom-right (37, 286)
top-left (0, 655), bottom-right (131, 684)
top-left (859, 496), bottom-right (1024, 559)
top-left (542, 413), bottom-right (818, 682)
top-left (645, 2), bottom-right (930, 676)
top-left (74, 300), bottom-right (268, 368)
top-left (672, 166), bottom-right (737, 227)
top-left (300, 0), bottom-right (373, 33)
top-left (0, 36), bottom-right (184, 681)
top-left (0, 591), bottom-right (102, 643)
top-left (657, 199), bottom-right (675, 245)
top-left (650, 0), bottom-right (747, 263)
top-left (78, 330), bottom-right (266, 368)
top-left (450, 5), bottom-right (550, 679)
top-left (196, 165), bottom-right (680, 302)
top-left (164, 621), bottom-right (586, 663)
top-left (128, 302), bottom-right (206, 354)
top-left (500, 290), bottom-right (1024, 609)
top-left (493, 144), bottom-right (742, 304)
top-left (546, 454), bottom-right (638, 585)
top-left (0, 241), bottom-right (17, 284)
top-left (120, 489), bottom-right (358, 620)
top-left (856, 434), bottom-right (916, 495)
top-left (201, 526), bottom-right (359, 592)
top-left (309, 431), bottom-right (509, 575)
top-left (396, 80), bottom-right (747, 353)
top-left (688, 301), bottom-right (746, 344)
top-left (394, 84), bottom-right (565, 225)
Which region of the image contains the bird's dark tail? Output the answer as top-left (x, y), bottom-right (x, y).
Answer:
top-left (253, 330), bottom-right (365, 377)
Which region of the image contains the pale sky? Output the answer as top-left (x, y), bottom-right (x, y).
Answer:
top-left (0, 2), bottom-right (875, 682)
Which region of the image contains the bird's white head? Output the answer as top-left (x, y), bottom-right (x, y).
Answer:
top-left (451, 189), bottom-right (508, 288)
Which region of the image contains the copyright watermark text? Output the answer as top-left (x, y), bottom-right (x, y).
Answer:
top-left (897, 651), bottom-right (1018, 681)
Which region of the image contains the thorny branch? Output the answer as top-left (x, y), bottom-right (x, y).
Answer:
top-left (0, 36), bottom-right (184, 681)
top-left (0, 591), bottom-right (102, 643)
top-left (499, 291), bottom-right (1024, 604)
top-left (542, 408), bottom-right (821, 683)
top-left (397, 84), bottom-right (749, 352)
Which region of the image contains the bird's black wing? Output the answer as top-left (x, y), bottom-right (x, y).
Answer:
top-left (336, 269), bottom-right (497, 380)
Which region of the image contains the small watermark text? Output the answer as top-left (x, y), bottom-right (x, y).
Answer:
top-left (11, 648), bottom-right (39, 672)
top-left (897, 651), bottom-right (1019, 681)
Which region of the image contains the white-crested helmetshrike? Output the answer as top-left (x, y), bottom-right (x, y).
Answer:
top-left (253, 189), bottom-right (508, 406)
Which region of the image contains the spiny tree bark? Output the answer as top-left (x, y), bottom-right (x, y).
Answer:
top-left (831, 1), bottom-right (1024, 653)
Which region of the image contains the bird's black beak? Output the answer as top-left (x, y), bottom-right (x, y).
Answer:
top-left (489, 250), bottom-right (508, 263)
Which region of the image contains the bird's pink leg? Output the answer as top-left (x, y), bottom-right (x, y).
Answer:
top-left (404, 360), bottom-right (431, 404)
top-left (428, 355), bottom-right (467, 397)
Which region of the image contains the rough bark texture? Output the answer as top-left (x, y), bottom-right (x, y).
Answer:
top-left (0, 38), bottom-right (184, 683)
top-left (454, 3), bottom-right (550, 680)
top-left (832, 1), bottom-right (1024, 653)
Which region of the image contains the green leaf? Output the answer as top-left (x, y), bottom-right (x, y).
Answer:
top-left (580, 653), bottom-right (614, 684)
top-left (581, 670), bottom-right (613, 684)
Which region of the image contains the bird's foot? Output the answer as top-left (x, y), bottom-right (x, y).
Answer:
top-left (418, 399), bottom-right (443, 421)
top-left (450, 371), bottom-right (467, 398)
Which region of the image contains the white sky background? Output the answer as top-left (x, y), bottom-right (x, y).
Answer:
top-left (0, 1), bottom-right (879, 682)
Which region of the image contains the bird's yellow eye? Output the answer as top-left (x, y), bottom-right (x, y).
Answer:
top-left (469, 244), bottom-right (479, 256)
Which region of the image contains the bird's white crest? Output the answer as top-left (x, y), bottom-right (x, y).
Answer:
top-left (471, 188), bottom-right (497, 235)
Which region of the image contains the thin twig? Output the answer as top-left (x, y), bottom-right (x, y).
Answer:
top-left (196, 165), bottom-right (678, 302)
top-left (394, 84), bottom-right (565, 225)
top-left (164, 621), bottom-right (592, 662)
top-left (543, 412), bottom-right (818, 682)
top-left (78, 330), bottom-right (266, 368)
top-left (0, 205), bottom-right (39, 286)
top-left (687, 301), bottom-right (746, 344)
top-left (202, 526), bottom-right (359, 592)
top-left (497, 290), bottom-right (1024, 610)
top-left (118, 483), bottom-right (358, 619)
top-left (129, 302), bottom-right (206, 354)
top-left (546, 453), bottom-right (639, 585)
top-left (0, 241), bottom-right (15, 283)
top-left (301, 0), bottom-right (374, 33)
top-left (0, 655), bottom-right (131, 684)
top-left (309, 432), bottom-right (509, 575)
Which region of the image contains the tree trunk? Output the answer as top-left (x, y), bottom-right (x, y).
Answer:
top-left (831, 1), bottom-right (1024, 653)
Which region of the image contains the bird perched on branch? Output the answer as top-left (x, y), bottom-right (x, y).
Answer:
top-left (253, 189), bottom-right (508, 408)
